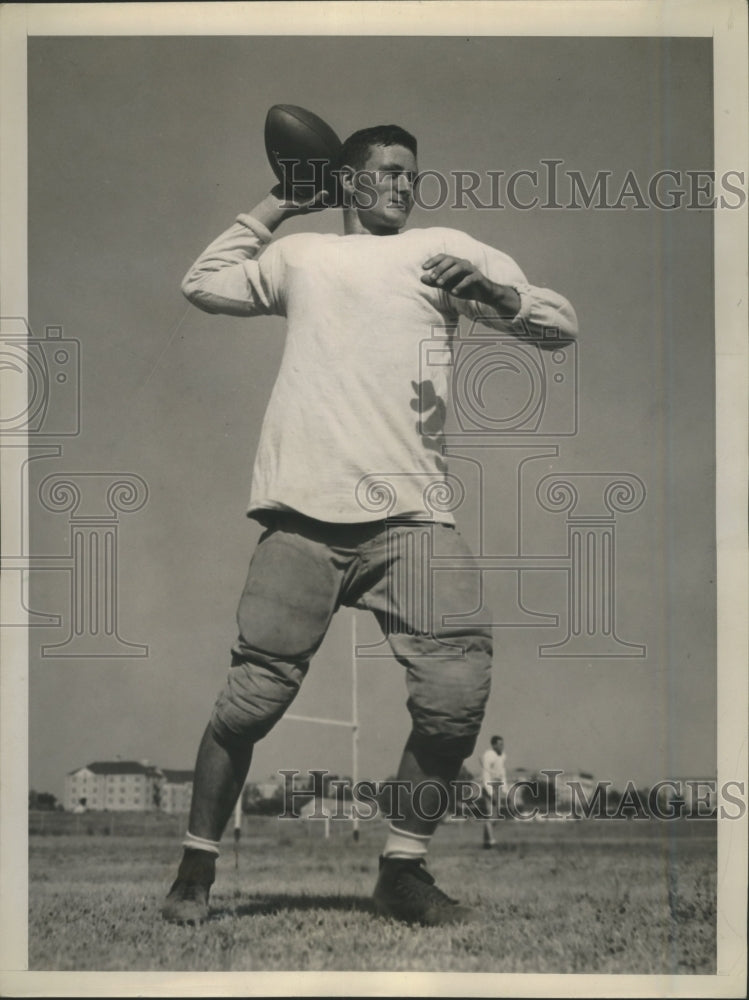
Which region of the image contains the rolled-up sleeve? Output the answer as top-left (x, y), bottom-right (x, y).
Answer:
top-left (180, 214), bottom-right (284, 317)
top-left (507, 280), bottom-right (579, 342)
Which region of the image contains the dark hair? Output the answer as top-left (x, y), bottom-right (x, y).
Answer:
top-left (491, 735), bottom-right (503, 743)
top-left (337, 124), bottom-right (417, 171)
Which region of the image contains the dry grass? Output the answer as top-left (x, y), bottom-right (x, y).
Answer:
top-left (28, 815), bottom-right (716, 973)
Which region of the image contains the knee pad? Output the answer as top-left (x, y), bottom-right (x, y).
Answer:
top-left (406, 726), bottom-right (482, 764)
top-left (404, 632), bottom-right (492, 760)
top-left (209, 652), bottom-right (308, 746)
top-left (209, 703), bottom-right (276, 749)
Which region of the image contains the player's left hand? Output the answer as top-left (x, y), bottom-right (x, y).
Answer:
top-left (421, 254), bottom-right (493, 302)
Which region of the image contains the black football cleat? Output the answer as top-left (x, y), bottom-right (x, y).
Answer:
top-left (373, 855), bottom-right (475, 926)
top-left (161, 848), bottom-right (215, 925)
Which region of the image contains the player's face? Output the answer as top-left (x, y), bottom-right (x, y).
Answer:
top-left (493, 739), bottom-right (504, 753)
top-left (351, 143), bottom-right (418, 234)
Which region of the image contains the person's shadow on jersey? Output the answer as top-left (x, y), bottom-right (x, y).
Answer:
top-left (411, 379), bottom-right (448, 475)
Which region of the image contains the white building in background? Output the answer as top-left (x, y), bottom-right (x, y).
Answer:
top-left (64, 760), bottom-right (185, 812)
top-left (66, 764), bottom-right (105, 811)
top-left (159, 769), bottom-right (194, 814)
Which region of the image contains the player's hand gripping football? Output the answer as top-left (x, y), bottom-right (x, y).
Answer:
top-left (270, 182), bottom-right (329, 216)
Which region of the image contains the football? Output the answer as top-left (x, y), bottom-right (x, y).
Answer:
top-left (264, 104), bottom-right (342, 200)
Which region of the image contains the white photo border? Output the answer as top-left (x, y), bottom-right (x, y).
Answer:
top-left (1, 2), bottom-right (746, 997)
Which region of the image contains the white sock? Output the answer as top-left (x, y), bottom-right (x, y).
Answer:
top-left (182, 831), bottom-right (221, 857)
top-left (382, 823), bottom-right (431, 861)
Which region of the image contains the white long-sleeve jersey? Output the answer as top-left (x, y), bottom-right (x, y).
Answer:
top-left (181, 215), bottom-right (578, 522)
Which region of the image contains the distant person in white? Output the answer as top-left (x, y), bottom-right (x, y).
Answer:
top-left (161, 124), bottom-right (577, 927)
top-left (481, 734), bottom-right (507, 848)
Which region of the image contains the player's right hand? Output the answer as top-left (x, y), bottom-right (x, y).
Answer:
top-left (270, 183), bottom-right (329, 215)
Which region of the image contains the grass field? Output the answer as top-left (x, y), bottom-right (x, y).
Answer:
top-left (28, 816), bottom-right (716, 974)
